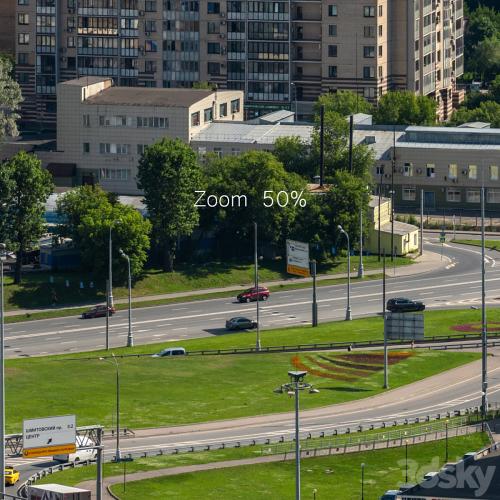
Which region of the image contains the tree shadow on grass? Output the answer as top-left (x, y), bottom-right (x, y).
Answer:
top-left (202, 328), bottom-right (249, 336)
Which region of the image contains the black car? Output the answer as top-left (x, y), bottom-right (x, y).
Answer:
top-left (386, 297), bottom-right (425, 313)
top-left (225, 317), bottom-right (258, 330)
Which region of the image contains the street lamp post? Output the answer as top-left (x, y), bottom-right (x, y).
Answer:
top-left (0, 243), bottom-right (6, 498)
top-left (254, 222), bottom-right (261, 351)
top-left (337, 226), bottom-right (352, 320)
top-left (274, 371), bottom-right (319, 500)
top-left (445, 420), bottom-right (449, 462)
top-left (389, 190), bottom-right (395, 262)
top-left (108, 221), bottom-right (121, 308)
top-left (405, 440), bottom-right (409, 483)
top-left (361, 463), bottom-right (365, 500)
top-left (119, 249), bottom-right (133, 348)
top-left (481, 186), bottom-right (488, 427)
top-left (100, 354), bottom-right (121, 461)
top-left (358, 208), bottom-right (364, 278)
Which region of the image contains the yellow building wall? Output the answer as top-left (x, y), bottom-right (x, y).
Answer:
top-left (365, 228), bottom-right (419, 256)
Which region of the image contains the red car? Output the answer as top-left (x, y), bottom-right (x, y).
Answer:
top-left (237, 286), bottom-right (270, 303)
top-left (81, 304), bottom-right (116, 319)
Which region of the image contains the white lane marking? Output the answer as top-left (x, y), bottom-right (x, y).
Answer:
top-left (418, 292), bottom-right (434, 296)
top-left (171, 307), bottom-right (189, 311)
top-left (137, 329), bottom-right (152, 333)
top-left (172, 327), bottom-right (187, 331)
top-left (61, 341), bottom-right (76, 344)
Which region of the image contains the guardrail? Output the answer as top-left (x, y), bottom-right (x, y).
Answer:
top-left (65, 332), bottom-right (500, 361)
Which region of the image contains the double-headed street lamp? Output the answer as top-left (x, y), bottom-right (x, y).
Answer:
top-left (274, 371), bottom-right (319, 500)
top-left (119, 249), bottom-right (133, 348)
top-left (337, 225), bottom-right (352, 321)
top-left (100, 354), bottom-right (121, 461)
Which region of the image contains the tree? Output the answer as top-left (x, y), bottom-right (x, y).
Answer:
top-left (491, 75), bottom-right (500, 103)
top-left (137, 138), bottom-right (203, 272)
top-left (0, 152), bottom-right (53, 283)
top-left (373, 91), bottom-right (437, 125)
top-left (201, 151), bottom-right (306, 257)
top-left (76, 203), bottom-right (151, 282)
top-left (313, 90), bottom-right (373, 117)
top-left (472, 36), bottom-right (500, 81)
top-left (273, 136), bottom-right (314, 179)
top-left (449, 100), bottom-right (500, 127)
top-left (0, 55), bottom-right (23, 140)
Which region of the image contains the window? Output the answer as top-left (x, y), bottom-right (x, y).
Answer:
top-left (402, 186), bottom-right (416, 201)
top-left (364, 26), bottom-right (375, 38)
top-left (363, 46), bottom-right (375, 58)
top-left (99, 143), bottom-right (130, 154)
top-left (204, 107), bottom-right (213, 122)
top-left (208, 62), bottom-right (220, 75)
top-left (18, 33), bottom-right (29, 45)
top-left (328, 25), bottom-right (337, 37)
top-left (363, 87), bottom-right (375, 98)
top-left (18, 13), bottom-right (29, 25)
top-left (145, 40), bottom-right (157, 52)
top-left (18, 0), bottom-right (29, 5)
top-left (208, 2), bottom-right (220, 13)
top-left (207, 42), bottom-right (221, 54)
top-left (378, 66), bottom-right (383, 78)
top-left (145, 20), bottom-right (156, 32)
top-left (376, 165), bottom-right (384, 176)
top-left (378, 45), bottom-right (383, 57)
top-left (145, 0), bottom-right (157, 11)
top-left (67, 17), bottom-right (75, 28)
top-left (468, 165), bottom-right (477, 180)
top-left (446, 188), bottom-right (461, 202)
top-left (426, 164), bottom-right (435, 178)
top-left (18, 53), bottom-right (28, 65)
top-left (378, 5), bottom-right (383, 16)
top-left (448, 164), bottom-right (458, 180)
top-left (487, 189), bottom-right (500, 204)
top-left (490, 165), bottom-right (499, 181)
top-left (231, 98), bottom-right (240, 113)
top-left (219, 102), bottom-right (227, 117)
top-left (328, 5), bottom-right (337, 16)
top-left (213, 147), bottom-right (222, 157)
top-left (67, 0), bottom-right (75, 7)
top-left (136, 116), bottom-right (168, 128)
top-left (83, 114), bottom-right (90, 127)
top-left (83, 143), bottom-right (90, 154)
top-left (137, 144), bottom-right (146, 155)
top-left (364, 6), bottom-right (375, 17)
top-left (467, 189), bottom-right (480, 203)
top-left (363, 66), bottom-right (374, 79)
top-left (403, 163), bottom-right (413, 177)
top-left (100, 168), bottom-right (130, 181)
top-left (67, 36), bottom-right (75, 47)
top-left (328, 65), bottom-right (337, 78)
top-left (191, 111), bottom-right (200, 126)
top-left (207, 22), bottom-right (219, 34)
top-left (378, 25), bottom-right (383, 36)
top-left (328, 45), bottom-right (337, 57)
top-left (145, 60), bottom-right (156, 73)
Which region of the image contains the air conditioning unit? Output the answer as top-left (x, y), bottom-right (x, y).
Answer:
top-left (220, 12), bottom-right (226, 17)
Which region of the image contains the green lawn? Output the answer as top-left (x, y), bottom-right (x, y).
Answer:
top-left (6, 349), bottom-right (479, 433)
top-left (454, 239), bottom-right (500, 251)
top-left (3, 256), bottom-right (411, 311)
top-left (109, 434), bottom-right (489, 499)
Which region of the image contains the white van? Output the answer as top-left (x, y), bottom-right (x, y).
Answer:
top-left (53, 436), bottom-right (97, 463)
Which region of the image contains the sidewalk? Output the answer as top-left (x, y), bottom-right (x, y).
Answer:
top-left (4, 250), bottom-right (447, 318)
top-left (77, 425), bottom-right (479, 499)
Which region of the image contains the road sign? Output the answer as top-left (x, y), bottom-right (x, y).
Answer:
top-left (440, 233), bottom-right (446, 243)
top-left (23, 415), bottom-right (76, 458)
top-left (286, 239), bottom-right (310, 277)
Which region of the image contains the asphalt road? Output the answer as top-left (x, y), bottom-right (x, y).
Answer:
top-left (4, 238), bottom-right (500, 358)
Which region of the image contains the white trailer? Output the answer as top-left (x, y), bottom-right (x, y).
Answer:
top-left (28, 483), bottom-right (91, 500)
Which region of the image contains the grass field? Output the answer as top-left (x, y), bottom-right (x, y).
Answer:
top-left (109, 433), bottom-right (489, 499)
top-left (3, 256), bottom-right (411, 312)
top-left (5, 349), bottom-right (479, 433)
top-left (454, 239), bottom-right (500, 251)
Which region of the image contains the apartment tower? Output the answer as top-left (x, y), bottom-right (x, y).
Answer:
top-left (14, 0), bottom-right (464, 128)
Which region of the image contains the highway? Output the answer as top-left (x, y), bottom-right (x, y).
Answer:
top-left (4, 237), bottom-right (500, 358)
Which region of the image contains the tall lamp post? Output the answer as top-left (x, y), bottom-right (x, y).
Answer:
top-left (0, 243), bottom-right (6, 498)
top-left (100, 354), bottom-right (121, 461)
top-left (119, 249), bottom-right (133, 348)
top-left (254, 222), bottom-right (261, 351)
top-left (389, 190), bottom-right (395, 262)
top-left (481, 186), bottom-right (488, 427)
top-left (361, 463), bottom-right (365, 500)
top-left (445, 419), bottom-right (449, 462)
top-left (108, 220), bottom-right (121, 308)
top-left (358, 208), bottom-right (364, 278)
top-left (274, 371), bottom-right (319, 500)
top-left (337, 225), bottom-right (352, 320)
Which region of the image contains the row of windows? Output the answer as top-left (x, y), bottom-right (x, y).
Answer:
top-left (328, 5), bottom-right (383, 17)
top-left (402, 187), bottom-right (500, 204)
top-left (83, 114), bottom-right (169, 128)
top-left (190, 99), bottom-right (240, 125)
top-left (100, 168), bottom-right (130, 181)
top-left (326, 45), bottom-right (381, 59)
top-left (398, 163), bottom-right (499, 181)
top-left (327, 65), bottom-right (381, 79)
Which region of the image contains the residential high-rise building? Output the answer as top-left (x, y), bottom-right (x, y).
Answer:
top-left (14, 0), bottom-right (464, 128)
top-left (0, 0), bottom-right (16, 56)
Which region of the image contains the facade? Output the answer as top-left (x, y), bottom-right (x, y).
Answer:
top-left (365, 196), bottom-right (419, 256)
top-left (14, 0), bottom-right (464, 128)
top-left (0, 0), bottom-right (15, 56)
top-left (52, 77), bottom-right (243, 193)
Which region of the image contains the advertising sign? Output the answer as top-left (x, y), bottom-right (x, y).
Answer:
top-left (23, 415), bottom-right (76, 458)
top-left (286, 239), bottom-right (310, 277)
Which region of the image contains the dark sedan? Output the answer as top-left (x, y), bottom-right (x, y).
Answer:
top-left (225, 317), bottom-right (258, 330)
top-left (81, 304), bottom-right (116, 319)
top-left (386, 298), bottom-right (425, 313)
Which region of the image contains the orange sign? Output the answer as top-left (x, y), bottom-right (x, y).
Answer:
top-left (287, 264), bottom-right (310, 277)
top-left (23, 444), bottom-right (76, 458)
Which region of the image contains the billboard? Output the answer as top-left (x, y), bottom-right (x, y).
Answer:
top-left (23, 415), bottom-right (76, 458)
top-left (286, 239), bottom-right (310, 277)
top-left (384, 313), bottom-right (424, 340)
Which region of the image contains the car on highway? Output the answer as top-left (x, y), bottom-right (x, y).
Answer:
top-left (81, 304), bottom-right (116, 319)
top-left (54, 436), bottom-right (96, 463)
top-left (226, 317), bottom-right (258, 330)
top-left (237, 286), bottom-right (270, 303)
top-left (4, 466), bottom-right (19, 486)
top-left (386, 297), bottom-right (425, 313)
top-left (152, 347), bottom-right (187, 357)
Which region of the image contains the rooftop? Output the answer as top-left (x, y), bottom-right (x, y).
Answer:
top-left (60, 76), bottom-right (109, 87)
top-left (85, 87), bottom-right (215, 108)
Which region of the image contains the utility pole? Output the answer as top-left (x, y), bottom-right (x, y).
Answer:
top-left (391, 126), bottom-right (396, 262)
top-left (378, 174), bottom-right (382, 261)
top-left (96, 427), bottom-right (103, 500)
top-left (311, 260), bottom-right (318, 327)
top-left (109, 226), bottom-right (114, 308)
top-left (383, 249), bottom-right (388, 389)
top-left (105, 279), bottom-right (110, 351)
top-left (348, 114), bottom-right (354, 173)
top-left (481, 186), bottom-right (488, 427)
top-left (319, 104), bottom-right (325, 187)
top-left (420, 189), bottom-right (424, 255)
top-left (254, 222), bottom-right (261, 350)
top-left (119, 249), bottom-right (133, 347)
